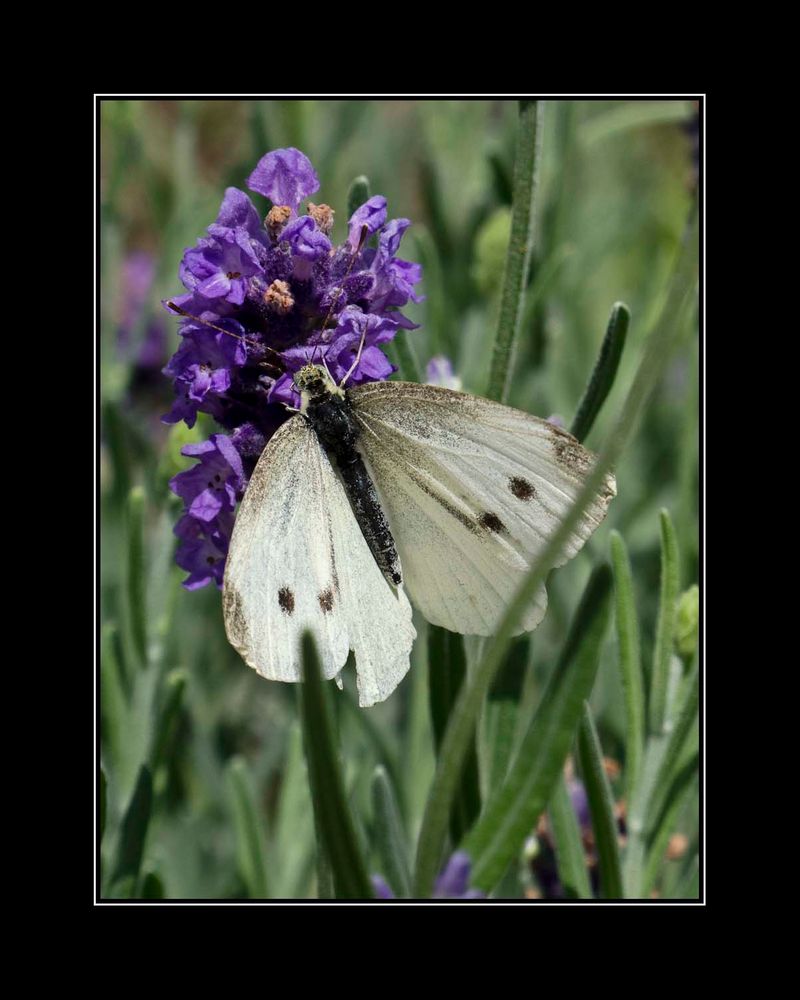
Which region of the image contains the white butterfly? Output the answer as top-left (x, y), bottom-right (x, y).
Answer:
top-left (223, 365), bottom-right (616, 707)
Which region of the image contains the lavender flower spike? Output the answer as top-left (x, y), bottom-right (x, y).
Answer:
top-left (163, 146), bottom-right (422, 588)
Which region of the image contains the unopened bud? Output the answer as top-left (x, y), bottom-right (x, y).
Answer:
top-left (266, 205), bottom-right (292, 241)
top-left (264, 279), bottom-right (294, 315)
top-left (307, 201), bottom-right (335, 235)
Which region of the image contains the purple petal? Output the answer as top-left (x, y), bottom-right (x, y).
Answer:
top-left (268, 372), bottom-right (301, 409)
top-left (280, 216), bottom-right (332, 261)
top-left (348, 195), bottom-right (387, 247)
top-left (247, 148), bottom-right (320, 212)
top-left (198, 272), bottom-right (232, 300)
top-left (189, 488), bottom-right (223, 522)
top-left (378, 218), bottom-right (411, 259)
top-left (215, 187), bottom-right (263, 236)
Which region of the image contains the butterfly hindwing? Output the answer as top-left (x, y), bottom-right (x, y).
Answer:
top-left (349, 381), bottom-right (616, 636)
top-left (223, 415), bottom-right (415, 706)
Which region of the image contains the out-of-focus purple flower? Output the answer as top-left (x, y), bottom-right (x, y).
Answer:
top-left (247, 147), bottom-right (320, 213)
top-left (119, 252), bottom-right (157, 343)
top-left (546, 414), bottom-right (565, 428)
top-left (433, 851), bottom-right (485, 898)
top-left (117, 251), bottom-right (169, 384)
top-left (426, 356), bottom-right (462, 391)
top-left (163, 147), bottom-right (423, 588)
top-left (371, 851), bottom-right (484, 900)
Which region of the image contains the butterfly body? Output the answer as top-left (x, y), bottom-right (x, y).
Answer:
top-left (297, 365), bottom-right (402, 586)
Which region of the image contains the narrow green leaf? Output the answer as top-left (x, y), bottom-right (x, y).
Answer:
top-left (463, 565), bottom-right (611, 893)
top-left (647, 660), bottom-right (699, 825)
top-left (487, 100), bottom-right (542, 403)
top-left (570, 302), bottom-right (629, 443)
top-left (300, 632), bottom-right (373, 899)
top-left (111, 764), bottom-right (152, 889)
top-left (150, 669), bottom-right (186, 773)
top-left (371, 766), bottom-right (412, 898)
top-left (625, 659), bottom-right (698, 897)
top-left (140, 871), bottom-right (165, 899)
top-left (610, 531), bottom-right (645, 804)
top-left (346, 175), bottom-right (370, 221)
top-left (271, 722), bottom-right (315, 899)
top-left (577, 703), bottom-right (624, 898)
top-left (126, 486), bottom-right (148, 670)
top-left (100, 623), bottom-right (128, 769)
top-left (642, 756), bottom-right (698, 896)
top-left (100, 768), bottom-right (107, 843)
top-left (226, 756), bottom-right (269, 899)
top-left (485, 637), bottom-right (529, 793)
top-left (429, 627), bottom-right (481, 844)
top-left (650, 510), bottom-right (681, 735)
top-left (413, 204), bottom-right (699, 897)
top-left (548, 773), bottom-right (592, 899)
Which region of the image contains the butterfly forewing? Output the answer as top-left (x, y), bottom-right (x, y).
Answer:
top-left (223, 415), bottom-right (415, 706)
top-left (349, 381), bottom-right (616, 636)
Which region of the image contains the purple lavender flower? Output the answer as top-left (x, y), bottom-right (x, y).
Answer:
top-left (163, 148), bottom-right (423, 588)
top-left (371, 851), bottom-right (485, 900)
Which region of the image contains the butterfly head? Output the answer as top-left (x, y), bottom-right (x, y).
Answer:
top-left (294, 364), bottom-right (344, 411)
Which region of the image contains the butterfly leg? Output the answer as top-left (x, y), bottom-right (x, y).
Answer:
top-left (339, 325), bottom-right (368, 388)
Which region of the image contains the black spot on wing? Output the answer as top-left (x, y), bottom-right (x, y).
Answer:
top-left (318, 588), bottom-right (334, 613)
top-left (278, 587), bottom-right (295, 615)
top-left (479, 511), bottom-right (506, 534)
top-left (509, 476), bottom-right (536, 501)
top-left (553, 438), bottom-right (592, 475)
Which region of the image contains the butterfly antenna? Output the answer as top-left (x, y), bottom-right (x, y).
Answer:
top-left (166, 301), bottom-right (284, 373)
top-left (310, 224), bottom-right (369, 367)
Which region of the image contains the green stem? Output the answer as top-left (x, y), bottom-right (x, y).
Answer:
top-left (487, 100), bottom-right (541, 403)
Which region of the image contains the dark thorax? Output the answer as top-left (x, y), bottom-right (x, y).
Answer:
top-left (295, 365), bottom-right (402, 586)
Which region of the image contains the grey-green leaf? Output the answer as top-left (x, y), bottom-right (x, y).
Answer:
top-left (649, 510), bottom-right (681, 735)
top-left (610, 531), bottom-right (645, 804)
top-left (226, 755), bottom-right (269, 899)
top-left (371, 766), bottom-right (412, 898)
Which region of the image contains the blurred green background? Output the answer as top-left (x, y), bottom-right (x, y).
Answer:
top-left (99, 99), bottom-right (699, 900)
